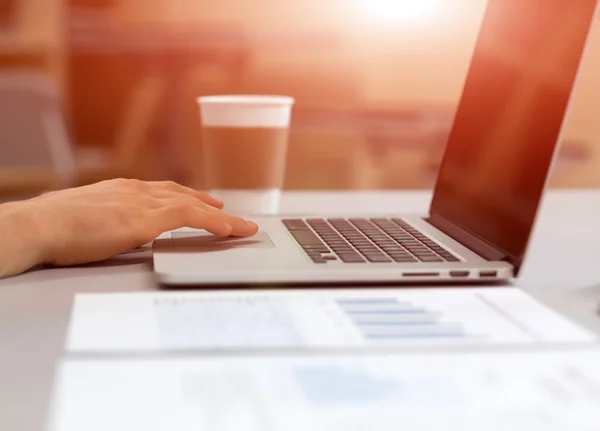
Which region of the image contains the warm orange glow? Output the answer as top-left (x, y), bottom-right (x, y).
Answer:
top-left (359, 0), bottom-right (440, 23)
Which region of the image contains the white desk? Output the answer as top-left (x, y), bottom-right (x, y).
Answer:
top-left (1, 190), bottom-right (600, 431)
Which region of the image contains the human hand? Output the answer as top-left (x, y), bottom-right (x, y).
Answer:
top-left (0, 179), bottom-right (258, 277)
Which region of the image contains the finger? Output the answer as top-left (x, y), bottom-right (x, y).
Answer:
top-left (150, 204), bottom-right (258, 238)
top-left (214, 210), bottom-right (259, 237)
top-left (151, 205), bottom-right (232, 237)
top-left (154, 197), bottom-right (258, 236)
top-left (148, 181), bottom-right (224, 209)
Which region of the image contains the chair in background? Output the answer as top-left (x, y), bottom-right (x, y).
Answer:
top-left (0, 70), bottom-right (76, 199)
top-left (0, 69), bottom-right (164, 200)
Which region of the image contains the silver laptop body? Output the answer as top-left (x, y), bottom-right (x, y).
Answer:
top-left (153, 0), bottom-right (599, 287)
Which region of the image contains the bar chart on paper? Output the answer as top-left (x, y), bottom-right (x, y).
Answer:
top-left (334, 298), bottom-right (468, 341)
top-left (66, 288), bottom-right (597, 352)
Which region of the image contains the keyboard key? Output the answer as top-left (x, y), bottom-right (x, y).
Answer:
top-left (390, 252), bottom-right (416, 259)
top-left (419, 256), bottom-right (444, 262)
top-left (328, 242), bottom-right (349, 248)
top-left (302, 244), bottom-right (329, 250)
top-left (366, 255), bottom-right (392, 263)
top-left (357, 247), bottom-right (380, 254)
top-left (290, 230), bottom-right (325, 246)
top-left (283, 224), bottom-right (307, 230)
top-left (340, 254), bottom-right (366, 263)
top-left (332, 248), bottom-right (356, 255)
top-left (392, 257), bottom-right (418, 263)
top-left (393, 256), bottom-right (418, 261)
top-left (412, 250), bottom-right (442, 259)
top-left (381, 248), bottom-right (406, 254)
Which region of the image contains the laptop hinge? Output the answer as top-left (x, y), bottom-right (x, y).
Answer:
top-left (426, 213), bottom-right (508, 262)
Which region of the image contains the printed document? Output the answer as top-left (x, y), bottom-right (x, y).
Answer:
top-left (66, 287), bottom-right (597, 351)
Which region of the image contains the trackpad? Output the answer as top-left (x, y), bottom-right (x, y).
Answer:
top-left (171, 231), bottom-right (275, 251)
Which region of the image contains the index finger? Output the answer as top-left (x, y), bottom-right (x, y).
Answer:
top-left (148, 204), bottom-right (258, 238)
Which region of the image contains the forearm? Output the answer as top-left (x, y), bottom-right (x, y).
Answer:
top-left (0, 202), bottom-right (46, 278)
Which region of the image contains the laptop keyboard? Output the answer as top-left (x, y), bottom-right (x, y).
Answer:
top-left (282, 218), bottom-right (460, 264)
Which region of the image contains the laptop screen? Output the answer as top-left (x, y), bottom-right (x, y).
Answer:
top-left (430, 0), bottom-right (598, 270)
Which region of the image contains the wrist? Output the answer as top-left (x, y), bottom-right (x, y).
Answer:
top-left (0, 202), bottom-right (49, 278)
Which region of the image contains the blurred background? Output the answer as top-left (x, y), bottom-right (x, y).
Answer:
top-left (1, 0), bottom-right (599, 201)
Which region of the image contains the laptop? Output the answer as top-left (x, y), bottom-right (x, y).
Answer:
top-left (153, 0), bottom-right (599, 286)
